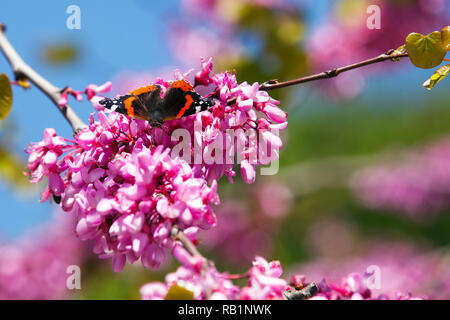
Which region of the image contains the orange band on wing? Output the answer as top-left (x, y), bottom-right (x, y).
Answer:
top-left (124, 96), bottom-right (136, 117)
top-left (171, 80), bottom-right (194, 92)
top-left (176, 94), bottom-right (194, 118)
top-left (128, 85), bottom-right (156, 96)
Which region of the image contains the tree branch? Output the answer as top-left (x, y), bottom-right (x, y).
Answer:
top-left (225, 49), bottom-right (408, 105)
top-left (170, 225), bottom-right (321, 298)
top-left (0, 23), bottom-right (86, 132)
top-left (259, 50), bottom-right (409, 91)
top-left (170, 225), bottom-right (204, 258)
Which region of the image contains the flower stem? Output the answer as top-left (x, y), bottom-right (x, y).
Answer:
top-left (222, 272), bottom-right (250, 280)
top-left (170, 225), bottom-right (204, 258)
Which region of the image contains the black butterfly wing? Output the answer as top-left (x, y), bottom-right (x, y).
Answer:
top-left (99, 85), bottom-right (162, 121)
top-left (160, 80), bottom-right (215, 121)
top-left (99, 81), bottom-right (215, 126)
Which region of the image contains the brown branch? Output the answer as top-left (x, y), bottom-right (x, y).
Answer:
top-left (170, 225), bottom-right (204, 259)
top-left (170, 225), bottom-right (213, 298)
top-left (226, 50), bottom-right (408, 105)
top-left (260, 50), bottom-right (409, 91)
top-left (171, 225), bottom-right (321, 299)
top-left (0, 23), bottom-right (86, 132)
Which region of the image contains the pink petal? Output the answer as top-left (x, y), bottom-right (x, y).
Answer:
top-left (241, 160), bottom-right (256, 184)
top-left (48, 172), bottom-right (65, 195)
top-left (112, 254), bottom-right (126, 272)
top-left (263, 104), bottom-right (287, 123)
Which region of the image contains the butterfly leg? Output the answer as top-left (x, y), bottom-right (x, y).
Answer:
top-left (149, 118), bottom-right (164, 128)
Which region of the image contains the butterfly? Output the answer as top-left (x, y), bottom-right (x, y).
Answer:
top-left (99, 80), bottom-right (215, 127)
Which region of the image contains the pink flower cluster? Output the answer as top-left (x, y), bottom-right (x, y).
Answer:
top-left (26, 120), bottom-right (219, 272)
top-left (141, 252), bottom-right (288, 300)
top-left (295, 242), bottom-right (450, 299)
top-left (350, 137), bottom-right (450, 220)
top-left (240, 256), bottom-right (287, 300)
top-left (310, 272), bottom-right (420, 300)
top-left (25, 59), bottom-right (287, 271)
top-left (191, 58), bottom-right (287, 184)
top-left (141, 244), bottom-right (240, 300)
top-left (0, 213), bottom-right (82, 299)
top-left (140, 251), bottom-right (422, 300)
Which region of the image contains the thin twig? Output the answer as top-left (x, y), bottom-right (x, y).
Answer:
top-left (170, 225), bottom-right (214, 298)
top-left (172, 223), bottom-right (318, 299)
top-left (259, 50), bottom-right (409, 91)
top-left (226, 50), bottom-right (408, 105)
top-left (170, 225), bottom-right (204, 258)
top-left (223, 272), bottom-right (250, 280)
top-left (0, 23), bottom-right (86, 132)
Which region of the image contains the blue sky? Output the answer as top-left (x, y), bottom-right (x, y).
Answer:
top-left (0, 0), bottom-right (181, 239)
top-left (0, 0), bottom-right (448, 239)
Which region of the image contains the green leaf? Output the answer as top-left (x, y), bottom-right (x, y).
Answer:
top-left (0, 73), bottom-right (13, 120)
top-left (422, 64), bottom-right (450, 90)
top-left (164, 284), bottom-right (195, 300)
top-left (442, 26), bottom-right (450, 51)
top-left (405, 31), bottom-right (446, 69)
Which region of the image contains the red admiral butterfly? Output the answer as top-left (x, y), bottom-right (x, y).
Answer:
top-left (99, 80), bottom-right (215, 127)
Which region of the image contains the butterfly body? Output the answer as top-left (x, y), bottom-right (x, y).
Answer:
top-left (99, 80), bottom-right (215, 127)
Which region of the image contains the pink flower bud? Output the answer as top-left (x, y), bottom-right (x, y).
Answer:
top-left (263, 104), bottom-right (287, 123)
top-left (48, 172), bottom-right (65, 195)
top-left (194, 57), bottom-right (213, 86)
top-left (237, 98), bottom-right (253, 112)
top-left (112, 254), bottom-right (126, 273)
top-left (42, 150), bottom-right (58, 168)
top-left (140, 283), bottom-right (168, 300)
top-left (240, 160), bottom-right (256, 184)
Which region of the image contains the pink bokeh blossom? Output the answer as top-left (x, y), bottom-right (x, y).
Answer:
top-left (351, 137), bottom-right (450, 220)
top-left (0, 213), bottom-right (83, 299)
top-left (292, 242), bottom-right (450, 299)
